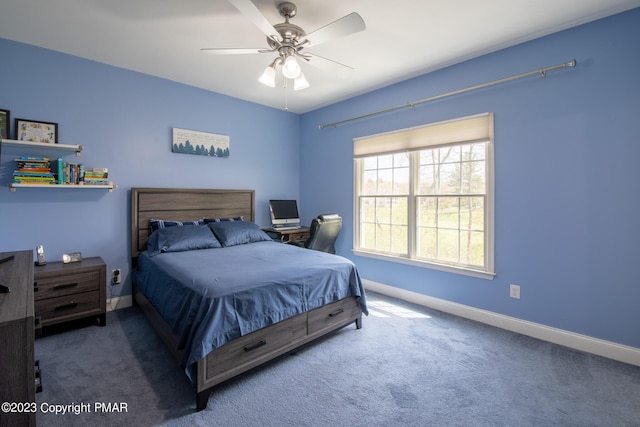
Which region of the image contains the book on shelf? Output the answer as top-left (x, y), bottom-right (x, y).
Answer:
top-left (51, 158), bottom-right (86, 185)
top-left (12, 157), bottom-right (55, 184)
top-left (84, 168), bottom-right (109, 185)
top-left (15, 156), bottom-right (51, 161)
top-left (12, 157), bottom-right (111, 186)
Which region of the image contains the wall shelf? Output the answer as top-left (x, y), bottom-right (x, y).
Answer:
top-left (2, 138), bottom-right (114, 191)
top-left (9, 183), bottom-right (115, 192)
top-left (1, 138), bottom-right (83, 156)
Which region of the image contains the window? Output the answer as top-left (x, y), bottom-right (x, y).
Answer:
top-left (354, 113), bottom-right (494, 279)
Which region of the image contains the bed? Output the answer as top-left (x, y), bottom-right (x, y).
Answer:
top-left (130, 188), bottom-right (367, 411)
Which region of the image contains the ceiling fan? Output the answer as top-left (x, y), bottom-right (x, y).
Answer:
top-left (201, 0), bottom-right (366, 90)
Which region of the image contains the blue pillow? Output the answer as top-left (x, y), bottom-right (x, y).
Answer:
top-left (201, 216), bottom-right (244, 223)
top-left (149, 218), bottom-right (201, 231)
top-left (146, 224), bottom-right (222, 256)
top-left (208, 221), bottom-right (272, 247)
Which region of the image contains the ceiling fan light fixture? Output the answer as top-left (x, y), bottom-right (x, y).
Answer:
top-left (293, 72), bottom-right (309, 91)
top-left (282, 55), bottom-right (301, 79)
top-left (258, 64), bottom-right (276, 87)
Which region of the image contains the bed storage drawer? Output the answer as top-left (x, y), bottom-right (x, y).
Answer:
top-left (204, 312), bottom-right (307, 383)
top-left (308, 297), bottom-right (361, 336)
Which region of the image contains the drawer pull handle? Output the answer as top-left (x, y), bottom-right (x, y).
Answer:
top-left (54, 282), bottom-right (79, 290)
top-left (244, 340), bottom-right (266, 352)
top-left (329, 308), bottom-right (344, 317)
top-left (54, 302), bottom-right (78, 311)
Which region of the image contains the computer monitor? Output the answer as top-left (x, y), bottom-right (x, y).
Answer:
top-left (269, 199), bottom-right (300, 227)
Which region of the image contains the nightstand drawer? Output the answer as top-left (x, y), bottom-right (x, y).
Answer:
top-left (34, 270), bottom-right (101, 300)
top-left (35, 290), bottom-right (101, 325)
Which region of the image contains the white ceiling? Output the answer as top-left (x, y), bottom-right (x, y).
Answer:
top-left (1, 0), bottom-right (638, 113)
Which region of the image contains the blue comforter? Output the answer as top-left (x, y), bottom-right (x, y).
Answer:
top-left (132, 241), bottom-right (367, 380)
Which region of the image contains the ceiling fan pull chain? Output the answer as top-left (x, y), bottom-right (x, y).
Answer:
top-left (284, 77), bottom-right (289, 111)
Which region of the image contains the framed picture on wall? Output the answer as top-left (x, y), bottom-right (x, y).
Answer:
top-left (0, 109), bottom-right (9, 139)
top-left (172, 127), bottom-right (230, 158)
top-left (15, 118), bottom-right (58, 144)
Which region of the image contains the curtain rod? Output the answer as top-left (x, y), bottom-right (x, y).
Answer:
top-left (318, 59), bottom-right (577, 130)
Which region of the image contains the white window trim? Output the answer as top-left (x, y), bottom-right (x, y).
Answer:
top-left (352, 249), bottom-right (496, 280)
top-left (352, 113), bottom-right (495, 280)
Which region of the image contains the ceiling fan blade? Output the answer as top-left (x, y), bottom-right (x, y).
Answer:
top-left (201, 48), bottom-right (265, 55)
top-left (304, 52), bottom-right (355, 78)
top-left (305, 12), bottom-right (365, 47)
top-left (228, 0), bottom-right (280, 40)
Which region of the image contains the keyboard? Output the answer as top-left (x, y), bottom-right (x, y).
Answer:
top-left (273, 226), bottom-right (301, 231)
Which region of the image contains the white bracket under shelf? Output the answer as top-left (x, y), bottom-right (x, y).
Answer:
top-left (9, 183), bottom-right (116, 192)
top-left (1, 139), bottom-right (83, 156)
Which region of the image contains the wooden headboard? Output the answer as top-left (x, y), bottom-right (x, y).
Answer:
top-left (131, 188), bottom-right (255, 260)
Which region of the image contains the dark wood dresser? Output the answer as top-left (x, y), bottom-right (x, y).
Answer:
top-left (0, 250), bottom-right (36, 427)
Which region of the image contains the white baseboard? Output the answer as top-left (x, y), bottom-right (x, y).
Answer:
top-left (363, 279), bottom-right (640, 367)
top-left (106, 295), bottom-right (133, 312)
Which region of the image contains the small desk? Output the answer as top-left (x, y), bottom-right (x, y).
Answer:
top-left (263, 226), bottom-right (310, 243)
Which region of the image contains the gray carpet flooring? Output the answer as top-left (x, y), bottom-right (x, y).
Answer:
top-left (34, 292), bottom-right (640, 426)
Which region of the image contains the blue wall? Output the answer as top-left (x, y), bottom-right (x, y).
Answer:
top-left (1, 8), bottom-right (638, 350)
top-left (0, 39), bottom-right (301, 297)
top-left (300, 9), bottom-right (640, 349)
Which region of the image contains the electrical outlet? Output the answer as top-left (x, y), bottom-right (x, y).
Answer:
top-left (510, 284), bottom-right (520, 299)
top-left (112, 269), bottom-right (121, 284)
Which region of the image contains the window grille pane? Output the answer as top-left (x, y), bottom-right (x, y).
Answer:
top-left (392, 197), bottom-right (408, 225)
top-left (418, 227), bottom-right (437, 259)
top-left (393, 167), bottom-right (410, 195)
top-left (378, 154), bottom-right (393, 169)
top-left (361, 222), bottom-right (376, 250)
top-left (438, 229), bottom-right (460, 263)
top-left (363, 157), bottom-right (378, 170)
top-left (440, 145), bottom-right (461, 163)
top-left (461, 160), bottom-right (485, 194)
top-left (361, 197), bottom-right (377, 222)
top-left (460, 230), bottom-right (484, 266)
top-left (378, 169), bottom-right (393, 195)
top-left (467, 143), bottom-right (486, 161)
top-left (376, 197), bottom-right (391, 222)
top-left (394, 153), bottom-right (410, 167)
top-left (440, 163), bottom-right (460, 194)
top-left (391, 225), bottom-right (408, 254)
top-left (363, 170), bottom-right (378, 194)
top-left (420, 149), bottom-right (438, 165)
top-left (418, 197), bottom-right (437, 227)
top-left (418, 164), bottom-right (437, 194)
top-left (375, 223), bottom-right (391, 252)
top-left (438, 197), bottom-right (460, 229)
top-left (460, 197), bottom-right (484, 231)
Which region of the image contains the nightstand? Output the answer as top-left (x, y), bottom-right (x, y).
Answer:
top-left (33, 256), bottom-right (107, 329)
